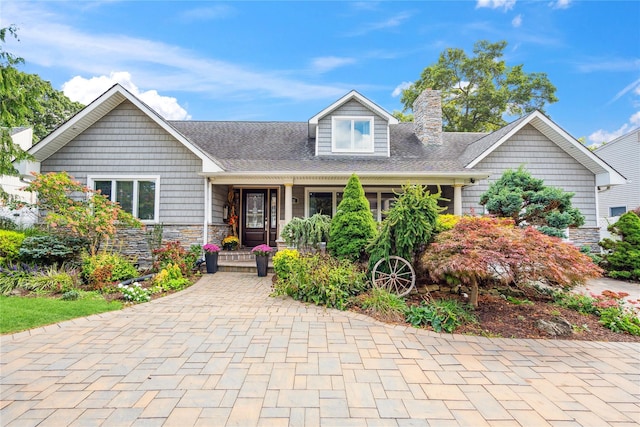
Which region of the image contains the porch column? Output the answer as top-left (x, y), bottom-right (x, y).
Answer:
top-left (453, 184), bottom-right (463, 216)
top-left (284, 183), bottom-right (293, 224)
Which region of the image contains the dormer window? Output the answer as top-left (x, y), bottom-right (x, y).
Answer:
top-left (332, 116), bottom-right (374, 153)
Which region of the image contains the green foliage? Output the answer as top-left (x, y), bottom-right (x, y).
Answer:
top-left (480, 166), bottom-right (584, 238)
top-left (400, 40), bottom-right (557, 132)
top-left (328, 174), bottom-right (377, 261)
top-left (61, 290), bottom-right (80, 301)
top-left (81, 252), bottom-right (138, 289)
top-left (0, 229), bottom-right (25, 264)
top-left (405, 299), bottom-right (475, 333)
top-left (435, 214), bottom-right (460, 232)
top-left (599, 212), bottom-right (640, 281)
top-left (368, 184), bottom-right (444, 270)
top-left (0, 293), bottom-right (122, 334)
top-left (21, 265), bottom-right (75, 293)
top-left (152, 263), bottom-right (190, 292)
top-left (357, 287), bottom-right (407, 323)
top-left (152, 241), bottom-right (198, 275)
top-left (145, 223), bottom-right (164, 264)
top-left (271, 254), bottom-right (368, 310)
top-left (281, 214), bottom-right (331, 251)
top-left (19, 234), bottom-right (88, 266)
top-left (598, 307), bottom-right (640, 336)
top-left (272, 248), bottom-right (300, 282)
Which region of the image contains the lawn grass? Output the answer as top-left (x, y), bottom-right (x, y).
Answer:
top-left (0, 293), bottom-right (123, 335)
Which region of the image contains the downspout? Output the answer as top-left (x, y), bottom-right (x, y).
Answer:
top-left (203, 177), bottom-right (210, 246)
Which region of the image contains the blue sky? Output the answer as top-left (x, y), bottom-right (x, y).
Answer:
top-left (1, 0), bottom-right (639, 145)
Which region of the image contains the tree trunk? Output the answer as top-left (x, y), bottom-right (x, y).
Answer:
top-left (469, 277), bottom-right (479, 308)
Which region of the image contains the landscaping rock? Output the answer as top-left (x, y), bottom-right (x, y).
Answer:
top-left (536, 316), bottom-right (573, 336)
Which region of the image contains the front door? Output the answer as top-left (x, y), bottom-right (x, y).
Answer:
top-left (242, 189), bottom-right (278, 248)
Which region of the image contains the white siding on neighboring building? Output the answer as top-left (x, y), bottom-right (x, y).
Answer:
top-left (316, 100), bottom-right (389, 156)
top-left (463, 124), bottom-right (598, 226)
top-left (595, 129), bottom-right (640, 230)
top-left (40, 101), bottom-right (205, 225)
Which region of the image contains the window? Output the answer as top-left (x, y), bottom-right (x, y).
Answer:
top-left (306, 188), bottom-right (396, 221)
top-left (332, 116), bottom-right (374, 152)
top-left (610, 206), bottom-right (627, 217)
top-left (89, 176), bottom-right (159, 222)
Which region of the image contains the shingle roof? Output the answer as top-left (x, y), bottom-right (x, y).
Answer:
top-left (168, 121), bottom-right (488, 173)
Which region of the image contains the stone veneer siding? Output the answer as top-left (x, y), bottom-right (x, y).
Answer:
top-left (568, 227), bottom-right (601, 253)
top-left (113, 224), bottom-right (231, 267)
top-left (412, 89), bottom-right (442, 145)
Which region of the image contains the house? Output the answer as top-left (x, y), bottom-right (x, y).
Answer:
top-left (595, 128), bottom-right (639, 239)
top-left (0, 127), bottom-right (38, 226)
top-left (22, 84), bottom-right (625, 262)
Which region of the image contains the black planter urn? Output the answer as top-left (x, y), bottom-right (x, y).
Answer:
top-left (205, 252), bottom-right (219, 274)
top-left (255, 255), bottom-right (268, 277)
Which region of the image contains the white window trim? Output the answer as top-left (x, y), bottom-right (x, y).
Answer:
top-left (331, 116), bottom-right (375, 153)
top-left (87, 175), bottom-right (161, 224)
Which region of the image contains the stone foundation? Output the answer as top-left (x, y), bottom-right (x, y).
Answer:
top-left (112, 223), bottom-right (232, 267)
top-left (568, 227), bottom-right (601, 253)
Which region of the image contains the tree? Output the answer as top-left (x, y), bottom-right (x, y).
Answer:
top-left (400, 40), bottom-right (558, 132)
top-left (327, 174), bottom-right (377, 262)
top-left (599, 211), bottom-right (640, 281)
top-left (420, 217), bottom-right (602, 308)
top-left (367, 184), bottom-right (444, 270)
top-left (480, 166), bottom-right (584, 238)
top-left (23, 172), bottom-right (142, 253)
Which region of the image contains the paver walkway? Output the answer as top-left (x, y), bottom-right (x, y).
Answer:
top-left (1, 272), bottom-right (639, 426)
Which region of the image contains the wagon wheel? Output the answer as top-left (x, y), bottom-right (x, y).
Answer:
top-left (371, 256), bottom-right (416, 297)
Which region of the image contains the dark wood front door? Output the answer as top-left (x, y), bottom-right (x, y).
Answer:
top-left (242, 189), bottom-right (278, 248)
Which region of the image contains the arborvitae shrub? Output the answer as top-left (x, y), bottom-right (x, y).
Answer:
top-left (327, 174), bottom-right (377, 262)
top-left (600, 211), bottom-right (640, 281)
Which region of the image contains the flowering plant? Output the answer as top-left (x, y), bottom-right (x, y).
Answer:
top-left (203, 243), bottom-right (221, 253)
top-left (222, 235), bottom-right (239, 250)
top-left (118, 282), bottom-right (151, 303)
top-left (251, 244), bottom-right (273, 257)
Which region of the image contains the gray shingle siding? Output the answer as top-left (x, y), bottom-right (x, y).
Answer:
top-left (462, 124), bottom-right (597, 226)
top-left (40, 101), bottom-right (205, 225)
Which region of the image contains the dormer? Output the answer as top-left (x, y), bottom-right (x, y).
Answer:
top-left (309, 91), bottom-right (399, 157)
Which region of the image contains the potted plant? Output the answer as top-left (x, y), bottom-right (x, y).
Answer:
top-left (203, 243), bottom-right (220, 273)
top-left (222, 235), bottom-right (239, 251)
top-left (251, 244), bottom-right (273, 277)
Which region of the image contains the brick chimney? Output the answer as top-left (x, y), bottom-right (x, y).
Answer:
top-left (413, 89), bottom-right (442, 145)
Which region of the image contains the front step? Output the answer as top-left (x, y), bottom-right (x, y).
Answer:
top-left (213, 250), bottom-right (274, 274)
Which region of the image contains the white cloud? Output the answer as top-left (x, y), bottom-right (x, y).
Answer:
top-left (179, 4), bottom-right (234, 22)
top-left (588, 111), bottom-right (640, 145)
top-left (62, 72), bottom-right (191, 120)
top-left (310, 57), bottom-right (356, 74)
top-left (607, 77), bottom-right (640, 105)
top-left (392, 82), bottom-right (412, 97)
top-left (512, 14), bottom-right (523, 27)
top-left (475, 0), bottom-right (516, 11)
top-left (549, 0), bottom-right (571, 9)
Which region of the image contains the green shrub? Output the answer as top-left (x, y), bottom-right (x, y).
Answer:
top-left (152, 241), bottom-right (197, 275)
top-left (358, 287), bottom-right (407, 323)
top-left (61, 290), bottom-right (80, 301)
top-left (0, 263), bottom-right (38, 295)
top-left (405, 299), bottom-right (475, 333)
top-left (599, 212), bottom-right (640, 281)
top-left (328, 174), bottom-right (377, 261)
top-left (0, 230), bottom-right (25, 264)
top-left (21, 266), bottom-right (75, 293)
top-left (152, 263), bottom-right (190, 292)
top-left (281, 214), bottom-right (331, 251)
top-left (19, 234), bottom-right (89, 266)
top-left (367, 184), bottom-right (444, 270)
top-left (598, 306), bottom-right (640, 336)
top-left (118, 282), bottom-right (151, 303)
top-left (551, 291), bottom-right (598, 315)
top-left (272, 254), bottom-right (368, 310)
top-left (272, 249), bottom-right (301, 281)
top-left (82, 252), bottom-right (138, 289)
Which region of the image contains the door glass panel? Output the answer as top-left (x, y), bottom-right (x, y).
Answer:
top-left (246, 193), bottom-right (264, 228)
top-left (366, 192), bottom-right (378, 220)
top-left (116, 181), bottom-right (133, 214)
top-left (270, 193), bottom-right (277, 228)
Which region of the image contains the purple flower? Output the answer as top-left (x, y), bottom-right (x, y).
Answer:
top-left (251, 244), bottom-right (273, 256)
top-left (203, 243), bottom-right (221, 253)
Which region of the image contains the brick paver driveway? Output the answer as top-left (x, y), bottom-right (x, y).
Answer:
top-left (2, 272), bottom-right (639, 426)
